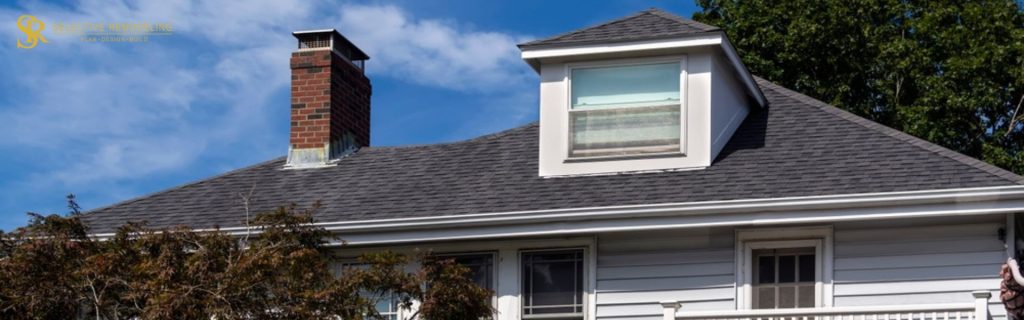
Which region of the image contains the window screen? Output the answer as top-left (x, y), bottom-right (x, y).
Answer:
top-left (521, 249), bottom-right (585, 319)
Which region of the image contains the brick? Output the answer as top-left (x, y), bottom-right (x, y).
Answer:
top-left (289, 49), bottom-right (372, 149)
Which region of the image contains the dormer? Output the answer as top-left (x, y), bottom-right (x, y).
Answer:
top-left (519, 9), bottom-right (767, 177)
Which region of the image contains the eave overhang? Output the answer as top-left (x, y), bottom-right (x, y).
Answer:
top-left (90, 185), bottom-right (1024, 246)
top-left (519, 31), bottom-right (768, 108)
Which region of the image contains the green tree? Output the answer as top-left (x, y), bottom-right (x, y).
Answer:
top-left (695, 0), bottom-right (1024, 173)
top-left (0, 204), bottom-right (492, 319)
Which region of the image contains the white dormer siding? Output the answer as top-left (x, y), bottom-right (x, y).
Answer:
top-left (522, 34), bottom-right (763, 177)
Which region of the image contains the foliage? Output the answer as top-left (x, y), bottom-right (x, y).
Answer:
top-left (694, 0), bottom-right (1024, 173)
top-left (0, 205), bottom-right (492, 319)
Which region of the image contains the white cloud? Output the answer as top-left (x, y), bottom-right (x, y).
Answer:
top-left (337, 4), bottom-right (532, 92)
top-left (0, 0), bottom-right (534, 210)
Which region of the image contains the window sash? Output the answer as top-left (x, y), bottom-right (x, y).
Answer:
top-left (570, 62), bottom-right (681, 110)
top-left (521, 249), bottom-right (585, 319)
top-left (569, 104), bottom-right (681, 158)
top-left (567, 61), bottom-right (683, 159)
top-left (752, 247), bottom-right (817, 309)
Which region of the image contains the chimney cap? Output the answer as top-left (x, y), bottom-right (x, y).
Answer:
top-left (292, 29), bottom-right (370, 62)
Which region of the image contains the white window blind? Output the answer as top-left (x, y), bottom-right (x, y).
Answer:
top-left (570, 62), bottom-right (681, 158)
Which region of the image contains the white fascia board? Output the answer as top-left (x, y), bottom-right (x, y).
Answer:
top-left (520, 34), bottom-right (723, 60)
top-left (520, 33), bottom-right (767, 107)
top-left (90, 186), bottom-right (1024, 244)
top-left (719, 36), bottom-right (768, 107)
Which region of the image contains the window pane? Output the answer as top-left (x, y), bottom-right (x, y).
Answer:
top-left (778, 255), bottom-right (796, 283)
top-left (798, 254), bottom-right (815, 282)
top-left (571, 63), bottom-right (680, 109)
top-left (522, 250), bottom-right (584, 318)
top-left (798, 285), bottom-right (815, 308)
top-left (570, 105), bottom-right (680, 157)
top-left (755, 286), bottom-right (775, 309)
top-left (374, 294), bottom-right (399, 320)
top-left (756, 255), bottom-right (775, 284)
top-left (444, 253), bottom-right (495, 291)
top-left (778, 286), bottom-right (796, 308)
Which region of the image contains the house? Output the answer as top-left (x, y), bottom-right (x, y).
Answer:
top-left (81, 8), bottom-right (1024, 320)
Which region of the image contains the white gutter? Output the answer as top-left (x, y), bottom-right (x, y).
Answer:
top-left (90, 185), bottom-right (1024, 242)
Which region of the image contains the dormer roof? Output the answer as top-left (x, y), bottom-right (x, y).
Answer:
top-left (518, 8), bottom-right (719, 49)
top-left (518, 9), bottom-right (767, 108)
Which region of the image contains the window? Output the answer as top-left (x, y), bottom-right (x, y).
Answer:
top-left (752, 247), bottom-right (816, 308)
top-left (336, 260), bottom-right (402, 320)
top-left (373, 295), bottom-right (400, 320)
top-left (521, 249), bottom-right (585, 319)
top-left (736, 227), bottom-right (833, 309)
top-left (569, 62), bottom-right (682, 158)
top-left (436, 252), bottom-right (496, 292)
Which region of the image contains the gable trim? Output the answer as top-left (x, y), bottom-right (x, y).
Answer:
top-left (520, 32), bottom-right (767, 107)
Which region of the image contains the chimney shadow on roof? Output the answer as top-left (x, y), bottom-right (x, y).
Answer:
top-left (713, 105), bottom-right (768, 164)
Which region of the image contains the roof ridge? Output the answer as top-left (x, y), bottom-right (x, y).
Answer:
top-left (644, 8), bottom-right (719, 31)
top-left (80, 156), bottom-right (287, 218)
top-left (363, 122), bottom-right (539, 152)
top-left (755, 76), bottom-right (1024, 185)
top-left (517, 10), bottom-right (653, 48)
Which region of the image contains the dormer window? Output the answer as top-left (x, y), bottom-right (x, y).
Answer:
top-left (569, 61), bottom-right (682, 158)
top-left (520, 9), bottom-right (766, 177)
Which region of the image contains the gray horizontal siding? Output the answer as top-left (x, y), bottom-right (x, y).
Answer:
top-left (595, 228), bottom-right (735, 319)
top-left (593, 215), bottom-right (1008, 319)
top-left (832, 215), bottom-right (1006, 318)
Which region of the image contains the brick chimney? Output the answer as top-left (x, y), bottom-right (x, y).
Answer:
top-left (287, 29), bottom-right (371, 167)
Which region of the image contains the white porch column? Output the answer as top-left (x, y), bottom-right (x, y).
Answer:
top-left (973, 291), bottom-right (991, 320)
top-left (660, 300), bottom-right (680, 320)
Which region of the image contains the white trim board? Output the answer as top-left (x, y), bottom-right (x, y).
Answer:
top-left (521, 34), bottom-right (723, 60)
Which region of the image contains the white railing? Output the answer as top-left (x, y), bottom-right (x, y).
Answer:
top-left (661, 291), bottom-right (992, 320)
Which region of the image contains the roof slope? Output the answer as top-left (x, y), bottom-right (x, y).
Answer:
top-left (80, 78), bottom-right (1024, 234)
top-left (518, 8), bottom-right (719, 49)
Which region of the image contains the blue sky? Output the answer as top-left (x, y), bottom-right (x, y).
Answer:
top-left (0, 0), bottom-right (700, 231)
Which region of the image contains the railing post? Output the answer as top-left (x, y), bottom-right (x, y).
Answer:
top-left (660, 300), bottom-right (680, 320)
top-left (972, 290), bottom-right (991, 320)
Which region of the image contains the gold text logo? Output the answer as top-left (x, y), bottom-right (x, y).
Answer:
top-left (16, 15), bottom-right (48, 49)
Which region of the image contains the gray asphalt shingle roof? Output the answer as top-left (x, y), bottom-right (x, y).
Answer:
top-left (80, 77), bottom-right (1024, 234)
top-left (517, 8), bottom-right (719, 49)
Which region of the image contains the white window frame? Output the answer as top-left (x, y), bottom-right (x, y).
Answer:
top-left (563, 55), bottom-right (688, 161)
top-left (519, 247), bottom-right (589, 320)
top-left (735, 227), bottom-right (834, 309)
